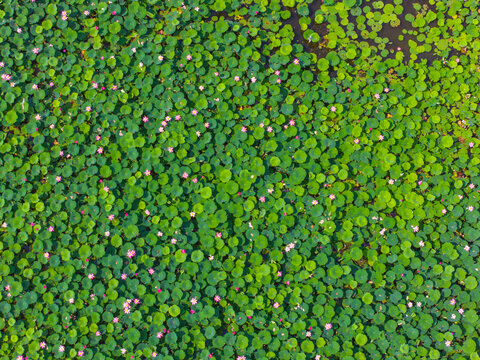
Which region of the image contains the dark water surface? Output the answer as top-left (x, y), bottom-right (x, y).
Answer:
top-left (209, 0), bottom-right (464, 65)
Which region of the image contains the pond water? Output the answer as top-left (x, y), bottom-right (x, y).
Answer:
top-left (209, 0), bottom-right (463, 66)
top-left (283, 0), bottom-right (463, 64)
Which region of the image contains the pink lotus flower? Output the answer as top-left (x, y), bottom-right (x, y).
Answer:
top-left (171, 238), bottom-right (177, 244)
top-left (216, 232), bottom-right (222, 238)
top-left (97, 147), bottom-right (103, 154)
top-left (241, 126), bottom-right (247, 132)
top-left (186, 55), bottom-right (192, 60)
top-left (168, 147), bottom-right (174, 153)
top-left (378, 135), bottom-right (384, 141)
top-left (234, 76), bottom-right (240, 81)
top-left (259, 196), bottom-right (265, 203)
top-left (56, 176), bottom-right (62, 182)
top-left (293, 58), bottom-right (300, 65)
top-left (44, 252), bottom-right (50, 258)
top-left (182, 172), bottom-right (189, 179)
top-left (191, 297), bottom-right (197, 305)
top-left (214, 295), bottom-right (221, 302)
top-left (48, 226), bottom-right (54, 232)
top-left (192, 109), bottom-right (198, 115)
top-left (204, 122), bottom-right (210, 128)
top-left (354, 138), bottom-right (359, 144)
top-left (273, 302), bottom-right (279, 308)
top-left (108, 215), bottom-right (114, 221)
top-left (40, 341), bottom-right (46, 348)
top-left (145, 169), bottom-right (151, 176)
top-left (190, 212), bottom-right (196, 218)
top-left (58, 345), bottom-right (65, 352)
top-left (192, 178), bottom-right (198, 183)
top-left (88, 273), bottom-right (94, 280)
top-left (330, 106), bottom-right (336, 112)
top-left (325, 323), bottom-right (332, 330)
top-left (121, 274), bottom-right (127, 280)
top-left (157, 331), bottom-right (164, 339)
top-left (127, 250), bottom-right (136, 258)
